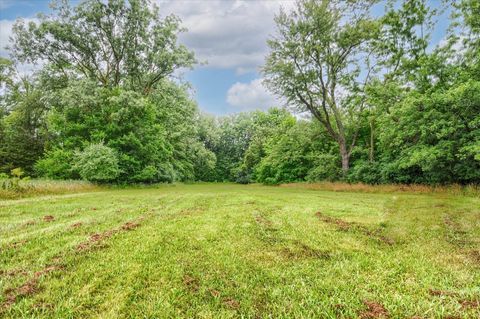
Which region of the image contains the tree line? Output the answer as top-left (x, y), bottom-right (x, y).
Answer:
top-left (0, 0), bottom-right (479, 185)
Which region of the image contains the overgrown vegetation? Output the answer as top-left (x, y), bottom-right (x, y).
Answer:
top-left (1, 184), bottom-right (479, 317)
top-left (0, 0), bottom-right (478, 186)
top-left (0, 179), bottom-right (100, 200)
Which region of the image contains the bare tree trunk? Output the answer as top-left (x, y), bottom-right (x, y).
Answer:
top-left (339, 140), bottom-right (349, 173)
top-left (369, 120), bottom-right (374, 162)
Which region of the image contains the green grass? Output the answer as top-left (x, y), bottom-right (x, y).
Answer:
top-left (1, 183), bottom-right (479, 318)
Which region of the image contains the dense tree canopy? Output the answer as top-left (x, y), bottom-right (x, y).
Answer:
top-left (0, 0), bottom-right (478, 186)
top-left (10, 0), bottom-right (195, 92)
top-left (263, 0), bottom-right (382, 173)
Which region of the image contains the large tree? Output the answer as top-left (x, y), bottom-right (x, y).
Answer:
top-left (263, 0), bottom-right (381, 173)
top-left (9, 0), bottom-right (195, 93)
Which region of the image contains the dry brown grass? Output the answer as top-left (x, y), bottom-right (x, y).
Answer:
top-left (280, 182), bottom-right (480, 196)
top-left (0, 179), bottom-right (101, 200)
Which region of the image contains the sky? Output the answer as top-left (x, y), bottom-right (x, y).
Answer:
top-left (0, 0), bottom-right (450, 115)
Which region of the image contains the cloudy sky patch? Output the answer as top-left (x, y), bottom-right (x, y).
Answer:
top-left (0, 0), bottom-right (448, 114)
top-left (0, 0), bottom-right (296, 114)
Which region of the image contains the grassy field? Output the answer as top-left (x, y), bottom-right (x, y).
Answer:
top-left (1, 183), bottom-right (479, 318)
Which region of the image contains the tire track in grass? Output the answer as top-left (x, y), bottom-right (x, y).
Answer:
top-left (1, 209), bottom-right (131, 271)
top-left (2, 198), bottom-right (165, 259)
top-left (315, 211), bottom-right (395, 245)
top-left (1, 194), bottom-right (184, 314)
top-left (252, 209), bottom-right (332, 262)
top-left (443, 212), bottom-right (480, 266)
top-left (0, 214), bottom-right (149, 313)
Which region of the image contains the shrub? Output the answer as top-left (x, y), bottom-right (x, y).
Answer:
top-left (0, 168), bottom-right (30, 191)
top-left (35, 148), bottom-right (76, 179)
top-left (233, 165), bottom-right (252, 184)
top-left (306, 154), bottom-right (342, 182)
top-left (347, 160), bottom-right (383, 184)
top-left (74, 144), bottom-right (120, 182)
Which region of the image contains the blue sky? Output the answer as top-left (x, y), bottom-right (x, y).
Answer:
top-left (0, 0), bottom-right (451, 115)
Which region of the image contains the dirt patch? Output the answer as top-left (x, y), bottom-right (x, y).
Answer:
top-left (255, 215), bottom-right (273, 228)
top-left (364, 230), bottom-right (395, 245)
top-left (183, 275), bottom-right (200, 292)
top-left (469, 250), bottom-right (480, 263)
top-left (121, 222), bottom-right (139, 231)
top-left (0, 269), bottom-right (28, 277)
top-left (333, 303), bottom-right (345, 316)
top-left (429, 289), bottom-right (457, 297)
top-left (223, 297), bottom-right (240, 310)
top-left (5, 240), bottom-right (27, 250)
top-left (76, 231), bottom-right (113, 251)
top-left (359, 300), bottom-right (389, 318)
top-left (76, 219), bottom-right (142, 252)
top-left (34, 265), bottom-right (63, 278)
top-left (459, 299), bottom-right (479, 309)
top-left (71, 222), bottom-right (83, 228)
top-left (315, 212), bottom-right (394, 245)
top-left (316, 212), bottom-right (351, 231)
top-left (43, 215), bottom-right (55, 222)
top-left (1, 264), bottom-right (62, 311)
top-left (209, 288), bottom-right (221, 298)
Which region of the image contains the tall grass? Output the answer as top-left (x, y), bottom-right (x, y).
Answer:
top-left (280, 181), bottom-right (480, 197)
top-left (0, 179), bottom-right (101, 200)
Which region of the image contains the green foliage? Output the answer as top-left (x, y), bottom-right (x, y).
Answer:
top-left (0, 167), bottom-right (30, 191)
top-left (0, 75), bottom-right (48, 175)
top-left (263, 0), bottom-right (382, 172)
top-left (370, 78), bottom-right (480, 184)
top-left (34, 148), bottom-right (76, 180)
top-left (197, 108), bottom-right (295, 183)
top-left (306, 154), bottom-right (342, 182)
top-left (10, 0), bottom-right (195, 91)
top-left (1, 0), bottom-right (479, 187)
top-left (347, 160), bottom-right (382, 184)
top-left (256, 121), bottom-right (336, 185)
top-left (191, 143), bottom-right (217, 182)
top-left (149, 81), bottom-right (203, 182)
top-left (74, 144), bottom-right (120, 182)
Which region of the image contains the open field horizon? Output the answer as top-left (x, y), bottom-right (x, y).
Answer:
top-left (1, 183), bottom-right (479, 318)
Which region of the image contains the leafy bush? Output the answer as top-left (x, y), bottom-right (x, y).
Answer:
top-left (35, 148), bottom-right (76, 180)
top-left (347, 160), bottom-right (382, 184)
top-left (191, 142), bottom-right (217, 182)
top-left (256, 122), bottom-right (336, 185)
top-left (74, 144), bottom-right (120, 182)
top-left (306, 154), bottom-right (342, 182)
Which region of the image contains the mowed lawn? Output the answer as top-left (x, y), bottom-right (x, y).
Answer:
top-left (1, 184), bottom-right (479, 318)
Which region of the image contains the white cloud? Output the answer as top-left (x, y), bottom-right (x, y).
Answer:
top-left (0, 18), bottom-right (43, 75)
top-left (2, 1), bottom-right (297, 76)
top-left (0, 19), bottom-right (14, 57)
top-left (157, 0), bottom-right (295, 74)
top-left (226, 78), bottom-right (283, 111)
